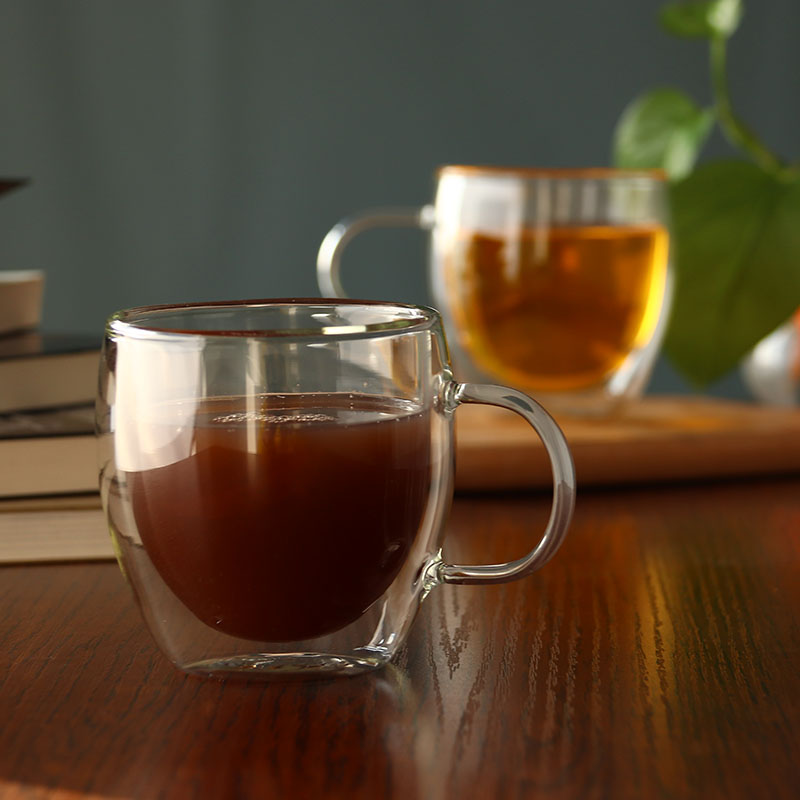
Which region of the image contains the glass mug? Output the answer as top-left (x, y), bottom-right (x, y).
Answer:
top-left (97, 300), bottom-right (576, 678)
top-left (318, 165), bottom-right (673, 415)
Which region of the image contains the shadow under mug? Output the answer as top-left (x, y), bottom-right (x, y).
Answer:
top-left (318, 165), bottom-right (673, 415)
top-left (97, 300), bottom-right (576, 678)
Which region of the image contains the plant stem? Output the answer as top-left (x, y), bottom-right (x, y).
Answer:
top-left (709, 34), bottom-right (784, 175)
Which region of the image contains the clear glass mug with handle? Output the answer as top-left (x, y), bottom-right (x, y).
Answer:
top-left (318, 165), bottom-right (672, 415)
top-left (97, 299), bottom-right (575, 678)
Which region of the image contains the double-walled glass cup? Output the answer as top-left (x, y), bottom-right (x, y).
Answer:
top-left (318, 166), bottom-right (672, 415)
top-left (97, 300), bottom-right (575, 678)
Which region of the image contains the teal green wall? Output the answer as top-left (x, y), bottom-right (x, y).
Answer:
top-left (0, 0), bottom-right (797, 396)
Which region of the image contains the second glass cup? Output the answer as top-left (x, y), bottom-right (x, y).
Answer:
top-left (318, 165), bottom-right (673, 415)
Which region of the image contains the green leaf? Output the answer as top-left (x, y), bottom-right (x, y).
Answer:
top-left (613, 88), bottom-right (714, 180)
top-left (664, 161), bottom-right (800, 385)
top-left (660, 0), bottom-right (743, 39)
top-left (660, 2), bottom-right (716, 37)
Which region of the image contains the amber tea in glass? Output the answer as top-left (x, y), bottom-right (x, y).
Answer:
top-left (318, 166), bottom-right (672, 414)
top-left (446, 222), bottom-right (669, 393)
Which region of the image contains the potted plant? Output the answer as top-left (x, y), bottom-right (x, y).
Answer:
top-left (612, 0), bottom-right (800, 397)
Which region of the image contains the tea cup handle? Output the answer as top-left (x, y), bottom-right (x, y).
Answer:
top-left (317, 205), bottom-right (436, 297)
top-left (438, 381), bottom-right (576, 585)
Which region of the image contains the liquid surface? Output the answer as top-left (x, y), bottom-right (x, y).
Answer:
top-left (126, 394), bottom-right (431, 642)
top-left (444, 226), bottom-right (668, 391)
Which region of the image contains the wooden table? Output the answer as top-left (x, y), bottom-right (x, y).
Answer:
top-left (2, 477), bottom-right (799, 799)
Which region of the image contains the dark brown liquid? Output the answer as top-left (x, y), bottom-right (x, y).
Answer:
top-left (126, 394), bottom-right (431, 642)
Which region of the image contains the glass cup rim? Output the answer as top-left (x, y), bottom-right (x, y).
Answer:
top-left (436, 164), bottom-right (667, 182)
top-left (106, 297), bottom-right (441, 342)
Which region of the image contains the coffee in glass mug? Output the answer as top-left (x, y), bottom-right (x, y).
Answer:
top-left (98, 300), bottom-right (576, 677)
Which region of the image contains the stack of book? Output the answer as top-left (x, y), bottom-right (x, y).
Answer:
top-left (0, 181), bottom-right (113, 563)
top-left (0, 310), bottom-right (112, 563)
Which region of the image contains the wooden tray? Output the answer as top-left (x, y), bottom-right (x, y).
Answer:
top-left (455, 396), bottom-right (800, 490)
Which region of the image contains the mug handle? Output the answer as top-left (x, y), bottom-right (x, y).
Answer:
top-left (437, 380), bottom-right (576, 585)
top-left (317, 205), bottom-right (436, 297)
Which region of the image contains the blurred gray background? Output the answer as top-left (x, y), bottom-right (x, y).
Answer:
top-left (0, 0), bottom-right (798, 395)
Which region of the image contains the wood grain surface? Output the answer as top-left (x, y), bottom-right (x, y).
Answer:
top-left (1, 478), bottom-right (799, 799)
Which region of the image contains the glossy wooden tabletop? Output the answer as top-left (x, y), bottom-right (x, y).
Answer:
top-left (2, 478), bottom-right (799, 799)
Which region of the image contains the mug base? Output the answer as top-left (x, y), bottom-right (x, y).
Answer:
top-left (180, 650), bottom-right (389, 680)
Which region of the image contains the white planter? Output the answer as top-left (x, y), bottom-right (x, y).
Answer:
top-left (741, 313), bottom-right (800, 406)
